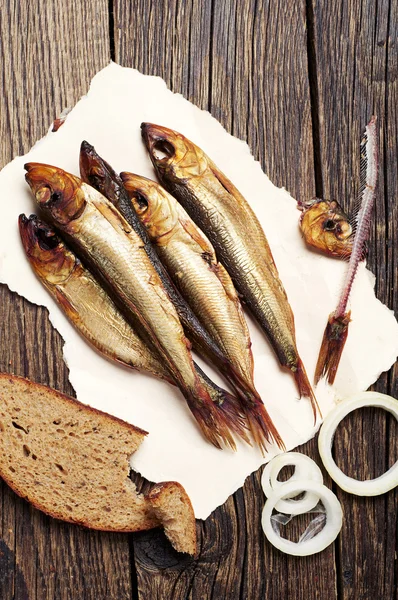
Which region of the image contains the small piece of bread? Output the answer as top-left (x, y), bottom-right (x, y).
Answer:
top-left (0, 373), bottom-right (196, 554)
top-left (148, 482), bottom-right (197, 556)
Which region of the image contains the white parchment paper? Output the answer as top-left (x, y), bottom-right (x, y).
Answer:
top-left (1, 63), bottom-right (397, 519)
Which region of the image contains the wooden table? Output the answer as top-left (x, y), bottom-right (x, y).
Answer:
top-left (0, 1), bottom-right (397, 598)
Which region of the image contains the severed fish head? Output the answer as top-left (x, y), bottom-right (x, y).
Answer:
top-left (298, 198), bottom-right (353, 258)
top-left (121, 172), bottom-right (178, 242)
top-left (25, 163), bottom-right (86, 226)
top-left (141, 123), bottom-right (208, 181)
top-left (79, 140), bottom-right (121, 203)
top-left (18, 214), bottom-right (78, 285)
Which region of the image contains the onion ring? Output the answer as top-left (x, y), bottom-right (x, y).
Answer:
top-left (261, 453), bottom-right (323, 515)
top-left (318, 391), bottom-right (398, 496)
top-left (261, 481), bottom-right (343, 556)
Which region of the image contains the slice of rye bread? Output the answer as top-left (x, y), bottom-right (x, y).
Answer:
top-left (0, 373), bottom-right (197, 555)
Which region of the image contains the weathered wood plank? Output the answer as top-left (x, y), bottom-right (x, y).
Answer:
top-left (0, 0), bottom-right (395, 598)
top-left (310, 0), bottom-right (398, 598)
top-left (385, 4), bottom-right (398, 594)
top-left (0, 2), bottom-right (134, 599)
top-left (114, 1), bottom-right (339, 598)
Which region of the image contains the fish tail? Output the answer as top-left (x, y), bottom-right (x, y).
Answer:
top-left (294, 357), bottom-right (322, 423)
top-left (241, 393), bottom-right (285, 454)
top-left (185, 387), bottom-right (238, 451)
top-left (314, 312), bottom-right (351, 388)
top-left (221, 370), bottom-right (284, 453)
top-left (220, 362), bottom-right (262, 404)
top-left (194, 363), bottom-right (250, 445)
top-left (211, 388), bottom-right (251, 445)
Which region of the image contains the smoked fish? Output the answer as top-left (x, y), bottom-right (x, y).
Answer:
top-left (121, 172), bottom-right (283, 450)
top-left (19, 213), bottom-right (246, 431)
top-left (141, 123), bottom-right (319, 420)
top-left (24, 164), bottom-right (238, 449)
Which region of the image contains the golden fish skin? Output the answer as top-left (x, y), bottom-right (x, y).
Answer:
top-left (121, 173), bottom-right (284, 450)
top-left (18, 214), bottom-right (173, 382)
top-left (79, 141), bottom-right (247, 442)
top-left (18, 213), bottom-right (247, 438)
top-left (24, 163), bottom-right (237, 450)
top-left (121, 172), bottom-right (256, 394)
top-left (141, 124), bottom-right (319, 421)
top-left (79, 141), bottom-right (249, 400)
top-left (298, 198), bottom-right (353, 258)
top-left (122, 173), bottom-right (282, 451)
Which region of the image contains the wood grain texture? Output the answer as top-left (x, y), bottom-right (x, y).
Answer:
top-left (0, 2), bottom-right (134, 600)
top-left (310, 0), bottom-right (398, 598)
top-left (114, 1), bottom-right (338, 598)
top-left (0, 0), bottom-right (396, 598)
top-left (115, 0), bottom-right (315, 201)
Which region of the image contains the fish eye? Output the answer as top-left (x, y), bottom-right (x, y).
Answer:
top-left (153, 139), bottom-right (175, 161)
top-left (36, 227), bottom-right (60, 251)
top-left (50, 191), bottom-right (61, 203)
top-left (133, 192), bottom-right (149, 211)
top-left (323, 219), bottom-right (336, 231)
top-left (38, 187), bottom-right (61, 205)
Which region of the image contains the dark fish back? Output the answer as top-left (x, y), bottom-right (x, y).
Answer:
top-left (111, 183), bottom-right (235, 368)
top-left (80, 149), bottom-right (237, 366)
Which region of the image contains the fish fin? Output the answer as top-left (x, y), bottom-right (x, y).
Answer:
top-left (195, 362), bottom-right (250, 444)
top-left (242, 397), bottom-right (285, 455)
top-left (202, 260), bottom-right (256, 374)
top-left (294, 358), bottom-right (322, 423)
top-left (54, 287), bottom-right (79, 320)
top-left (198, 251), bottom-right (238, 300)
top-left (217, 360), bottom-right (261, 408)
top-left (211, 261), bottom-right (240, 301)
top-left (211, 263), bottom-right (256, 379)
top-left (208, 158), bottom-right (248, 209)
top-left (314, 312), bottom-right (351, 386)
top-left (185, 387), bottom-right (238, 451)
top-left (212, 388), bottom-right (251, 445)
top-left (178, 209), bottom-right (216, 255)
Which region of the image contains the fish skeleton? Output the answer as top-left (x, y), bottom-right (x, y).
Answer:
top-left (141, 123), bottom-right (319, 421)
top-left (121, 172), bottom-right (284, 451)
top-left (314, 117), bottom-right (378, 384)
top-left (24, 163), bottom-right (239, 450)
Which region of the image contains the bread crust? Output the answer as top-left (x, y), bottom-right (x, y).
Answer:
top-left (0, 467), bottom-right (158, 533)
top-left (0, 373), bottom-right (148, 436)
top-left (0, 373), bottom-right (197, 553)
top-left (147, 482), bottom-right (197, 555)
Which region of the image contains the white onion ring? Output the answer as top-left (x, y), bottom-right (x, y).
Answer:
top-left (261, 452), bottom-right (323, 515)
top-left (318, 391), bottom-right (398, 496)
top-left (261, 481), bottom-right (343, 556)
